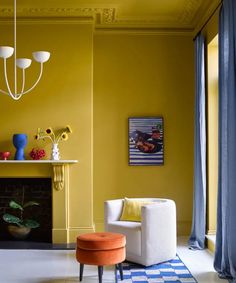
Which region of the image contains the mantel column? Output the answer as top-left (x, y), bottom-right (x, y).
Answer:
top-left (52, 164), bottom-right (70, 243)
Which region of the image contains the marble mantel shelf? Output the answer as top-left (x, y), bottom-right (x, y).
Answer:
top-left (0, 160), bottom-right (78, 191)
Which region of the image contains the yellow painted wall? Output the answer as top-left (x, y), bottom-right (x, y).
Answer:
top-left (199, 9), bottom-right (219, 251)
top-left (0, 21), bottom-right (94, 241)
top-left (207, 37), bottom-right (218, 235)
top-left (0, 21), bottom-right (196, 239)
top-left (202, 8), bottom-right (219, 44)
top-left (93, 33), bottom-right (195, 235)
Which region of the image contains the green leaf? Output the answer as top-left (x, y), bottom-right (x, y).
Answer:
top-left (23, 201), bottom-right (40, 208)
top-left (9, 201), bottom-right (23, 211)
top-left (23, 219), bottom-right (40, 229)
top-left (3, 213), bottom-right (21, 224)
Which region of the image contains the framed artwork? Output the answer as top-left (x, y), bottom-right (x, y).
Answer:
top-left (128, 117), bottom-right (164, 166)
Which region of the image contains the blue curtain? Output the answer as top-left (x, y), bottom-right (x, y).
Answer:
top-left (188, 34), bottom-right (206, 250)
top-left (214, 0), bottom-right (236, 281)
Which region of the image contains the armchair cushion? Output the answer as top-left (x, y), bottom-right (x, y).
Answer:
top-left (106, 221), bottom-right (141, 257)
top-left (120, 197), bottom-right (154, 222)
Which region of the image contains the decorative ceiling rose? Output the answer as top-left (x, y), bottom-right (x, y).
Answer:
top-left (0, 0), bottom-right (50, 100)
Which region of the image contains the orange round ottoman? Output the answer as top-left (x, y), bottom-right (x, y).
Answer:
top-left (76, 232), bottom-right (126, 283)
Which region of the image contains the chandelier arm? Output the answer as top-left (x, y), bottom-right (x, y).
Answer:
top-left (14, 0), bottom-right (17, 94)
top-left (21, 69), bottom-right (25, 94)
top-left (3, 58), bottom-right (17, 100)
top-left (20, 63), bottom-right (43, 95)
top-left (3, 59), bottom-right (22, 100)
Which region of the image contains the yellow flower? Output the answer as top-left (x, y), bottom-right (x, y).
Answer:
top-left (61, 133), bottom-right (68, 141)
top-left (45, 127), bottom-right (53, 135)
top-left (65, 125), bottom-right (72, 134)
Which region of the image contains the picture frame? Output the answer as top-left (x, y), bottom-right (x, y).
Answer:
top-left (128, 117), bottom-right (164, 166)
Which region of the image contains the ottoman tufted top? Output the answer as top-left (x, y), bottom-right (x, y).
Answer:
top-left (77, 232), bottom-right (126, 251)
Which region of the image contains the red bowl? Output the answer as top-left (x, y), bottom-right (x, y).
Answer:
top-left (0, 151), bottom-right (11, 160)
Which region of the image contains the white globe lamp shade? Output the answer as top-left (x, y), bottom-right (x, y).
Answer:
top-left (32, 51), bottom-right (50, 63)
top-left (0, 46), bottom-right (14, 59)
top-left (16, 58), bottom-right (32, 69)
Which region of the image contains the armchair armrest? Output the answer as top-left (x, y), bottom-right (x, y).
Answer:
top-left (141, 200), bottom-right (176, 265)
top-left (104, 199), bottom-right (124, 230)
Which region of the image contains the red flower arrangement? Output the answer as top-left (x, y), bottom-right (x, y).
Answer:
top-left (29, 148), bottom-right (46, 160)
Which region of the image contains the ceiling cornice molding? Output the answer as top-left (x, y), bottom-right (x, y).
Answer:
top-left (0, 6), bottom-right (195, 33)
top-left (0, 17), bottom-right (94, 25)
top-left (0, 7), bottom-right (116, 24)
top-left (192, 0), bottom-right (221, 35)
top-left (94, 27), bottom-right (194, 36)
top-left (0, 1), bottom-right (217, 34)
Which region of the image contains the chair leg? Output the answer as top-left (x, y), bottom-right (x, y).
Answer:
top-left (98, 266), bottom-right (103, 283)
top-left (79, 263), bottom-right (84, 281)
top-left (118, 263), bottom-right (124, 280)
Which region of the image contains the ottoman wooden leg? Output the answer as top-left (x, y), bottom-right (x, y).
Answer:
top-left (118, 263), bottom-right (124, 280)
top-left (98, 266), bottom-right (103, 283)
top-left (79, 263), bottom-right (84, 281)
top-left (114, 265), bottom-right (118, 283)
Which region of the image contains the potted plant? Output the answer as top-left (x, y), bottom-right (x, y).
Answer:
top-left (2, 188), bottom-right (40, 240)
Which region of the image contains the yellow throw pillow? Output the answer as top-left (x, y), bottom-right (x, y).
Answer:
top-left (120, 198), bottom-right (154, 222)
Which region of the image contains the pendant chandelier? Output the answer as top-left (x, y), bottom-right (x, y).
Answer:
top-left (0, 0), bottom-right (50, 100)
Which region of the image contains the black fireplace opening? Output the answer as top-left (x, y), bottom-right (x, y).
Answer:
top-left (0, 178), bottom-right (52, 244)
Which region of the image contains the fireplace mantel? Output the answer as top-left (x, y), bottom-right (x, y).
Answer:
top-left (0, 160), bottom-right (78, 191)
top-left (0, 159), bottom-right (78, 244)
top-left (0, 160), bottom-right (77, 164)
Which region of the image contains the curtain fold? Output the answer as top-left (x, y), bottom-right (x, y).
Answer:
top-left (188, 34), bottom-right (206, 250)
top-left (214, 0), bottom-right (236, 281)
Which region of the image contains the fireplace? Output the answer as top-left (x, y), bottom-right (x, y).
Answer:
top-left (0, 178), bottom-right (52, 243)
top-left (0, 160), bottom-right (78, 245)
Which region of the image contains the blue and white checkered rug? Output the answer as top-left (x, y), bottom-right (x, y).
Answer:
top-left (118, 255), bottom-right (197, 283)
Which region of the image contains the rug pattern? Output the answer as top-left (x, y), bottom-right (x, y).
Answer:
top-left (118, 255), bottom-right (197, 283)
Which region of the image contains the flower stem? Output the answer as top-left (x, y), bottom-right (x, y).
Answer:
top-left (39, 135), bottom-right (53, 142)
top-left (51, 131), bottom-right (56, 143)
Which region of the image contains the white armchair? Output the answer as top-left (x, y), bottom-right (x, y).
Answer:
top-left (104, 198), bottom-right (176, 266)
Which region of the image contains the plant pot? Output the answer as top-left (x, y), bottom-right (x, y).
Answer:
top-left (8, 225), bottom-right (31, 240)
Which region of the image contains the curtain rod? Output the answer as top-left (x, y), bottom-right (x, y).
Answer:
top-left (193, 0), bottom-right (223, 41)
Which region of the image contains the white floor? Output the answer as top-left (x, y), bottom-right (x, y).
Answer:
top-left (177, 237), bottom-right (227, 283)
top-left (0, 237), bottom-right (228, 283)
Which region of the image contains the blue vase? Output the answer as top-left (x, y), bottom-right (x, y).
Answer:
top-left (13, 134), bottom-right (28, 160)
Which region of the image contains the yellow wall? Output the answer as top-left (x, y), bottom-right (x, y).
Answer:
top-left (93, 33), bottom-right (195, 235)
top-left (200, 9), bottom-right (219, 251)
top-left (201, 8), bottom-right (219, 44)
top-left (207, 37), bottom-right (218, 235)
top-left (0, 21), bottom-right (196, 239)
top-left (0, 21), bottom-right (94, 241)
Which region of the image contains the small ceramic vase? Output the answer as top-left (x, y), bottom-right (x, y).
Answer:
top-left (51, 143), bottom-right (60, 160)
